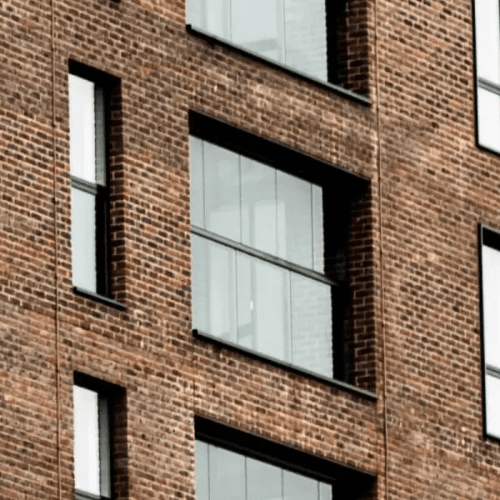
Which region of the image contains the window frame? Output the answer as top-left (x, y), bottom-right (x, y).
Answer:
top-left (69, 62), bottom-right (119, 302)
top-left (479, 225), bottom-right (500, 441)
top-left (189, 111), bottom-right (375, 397)
top-left (194, 417), bottom-right (375, 500)
top-left (472, 0), bottom-right (500, 154)
top-left (73, 374), bottom-right (114, 500)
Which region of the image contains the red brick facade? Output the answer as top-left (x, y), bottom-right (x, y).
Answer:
top-left (0, 0), bottom-right (497, 498)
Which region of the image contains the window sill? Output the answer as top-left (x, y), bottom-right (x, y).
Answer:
top-left (193, 329), bottom-right (377, 401)
top-left (73, 287), bottom-right (126, 310)
top-left (186, 25), bottom-right (371, 106)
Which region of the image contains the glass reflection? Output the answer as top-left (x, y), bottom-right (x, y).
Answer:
top-left (71, 188), bottom-right (97, 292)
top-left (486, 375), bottom-right (500, 439)
top-left (69, 75), bottom-right (97, 183)
top-left (204, 142), bottom-right (241, 242)
top-left (277, 171), bottom-right (313, 269)
top-left (477, 88), bottom-right (500, 153)
top-left (74, 386), bottom-right (100, 495)
top-left (237, 253), bottom-right (291, 363)
top-left (209, 446), bottom-right (246, 500)
top-left (284, 0), bottom-right (327, 80)
top-left (291, 274), bottom-right (333, 378)
top-left (483, 245), bottom-right (500, 368)
top-left (192, 235), bottom-right (237, 341)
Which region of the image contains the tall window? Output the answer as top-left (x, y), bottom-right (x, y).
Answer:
top-left (190, 128), bottom-right (363, 380)
top-left (481, 227), bottom-right (500, 439)
top-left (474, 0), bottom-right (500, 153)
top-left (73, 384), bottom-right (111, 499)
top-left (186, 0), bottom-right (335, 82)
top-left (69, 72), bottom-right (109, 295)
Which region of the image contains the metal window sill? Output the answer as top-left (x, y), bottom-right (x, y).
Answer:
top-left (193, 329), bottom-right (377, 401)
top-left (186, 25), bottom-right (371, 106)
top-left (73, 286), bottom-right (126, 310)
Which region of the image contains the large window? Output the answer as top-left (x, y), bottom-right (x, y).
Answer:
top-left (195, 418), bottom-right (375, 500)
top-left (190, 116), bottom-right (370, 382)
top-left (480, 226), bottom-right (500, 439)
top-left (69, 71), bottom-right (110, 296)
top-left (186, 0), bottom-right (336, 82)
top-left (474, 0), bottom-right (500, 153)
top-left (73, 384), bottom-right (111, 499)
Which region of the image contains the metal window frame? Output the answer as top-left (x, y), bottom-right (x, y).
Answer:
top-left (479, 224), bottom-right (500, 441)
top-left (69, 62), bottom-right (115, 299)
top-left (472, 0), bottom-right (500, 155)
top-left (73, 375), bottom-right (113, 500)
top-left (189, 111), bottom-right (371, 384)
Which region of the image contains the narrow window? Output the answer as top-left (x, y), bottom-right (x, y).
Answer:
top-left (481, 226), bottom-right (500, 439)
top-left (69, 72), bottom-right (109, 296)
top-left (474, 0), bottom-right (500, 153)
top-left (73, 384), bottom-right (111, 499)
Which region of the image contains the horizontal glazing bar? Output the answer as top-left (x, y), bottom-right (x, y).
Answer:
top-left (478, 77), bottom-right (500, 97)
top-left (192, 225), bottom-right (338, 287)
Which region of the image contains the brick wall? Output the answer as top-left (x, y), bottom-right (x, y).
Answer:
top-left (2, 0), bottom-right (500, 499)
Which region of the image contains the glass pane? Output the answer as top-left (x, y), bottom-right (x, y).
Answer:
top-left (73, 386), bottom-right (100, 496)
top-left (284, 0), bottom-right (327, 81)
top-left (486, 374), bottom-right (500, 438)
top-left (94, 86), bottom-right (106, 187)
top-left (231, 0), bottom-right (284, 62)
top-left (69, 75), bottom-right (97, 183)
top-left (247, 457), bottom-right (283, 500)
top-left (475, 0), bottom-right (500, 83)
top-left (312, 184), bottom-right (324, 273)
top-left (241, 156), bottom-right (278, 255)
top-left (483, 245), bottom-right (500, 367)
top-left (195, 441), bottom-right (210, 500)
top-left (192, 235), bottom-right (237, 341)
top-left (477, 88), bottom-right (500, 153)
top-left (283, 469), bottom-right (319, 500)
top-left (71, 187), bottom-right (97, 293)
top-left (209, 445), bottom-right (246, 500)
top-left (277, 171), bottom-right (313, 269)
top-left (204, 142), bottom-right (241, 242)
top-left (319, 482), bottom-right (332, 500)
top-left (291, 274), bottom-right (333, 377)
top-left (98, 397), bottom-right (111, 498)
top-left (189, 0), bottom-right (230, 38)
top-left (190, 136), bottom-right (205, 228)
top-left (237, 254), bottom-right (291, 363)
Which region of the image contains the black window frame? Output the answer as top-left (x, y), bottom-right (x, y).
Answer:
top-left (472, 0), bottom-right (500, 155)
top-left (69, 61), bottom-right (119, 301)
top-left (189, 111), bottom-right (373, 391)
top-left (195, 416), bottom-right (375, 500)
top-left (73, 373), bottom-right (118, 500)
top-left (479, 224), bottom-right (500, 441)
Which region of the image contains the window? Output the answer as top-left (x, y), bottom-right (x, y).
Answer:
top-left (69, 71), bottom-right (110, 296)
top-left (73, 384), bottom-right (111, 499)
top-left (474, 0), bottom-right (500, 153)
top-left (186, 0), bottom-right (347, 84)
top-left (195, 418), bottom-right (375, 500)
top-left (480, 226), bottom-right (500, 439)
top-left (190, 115), bottom-right (371, 383)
